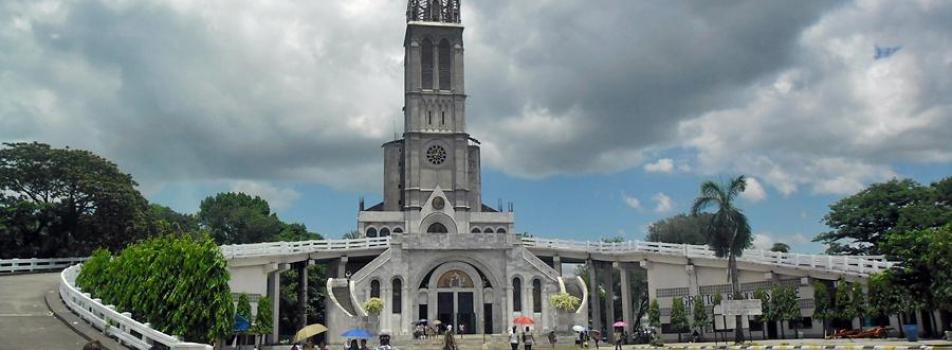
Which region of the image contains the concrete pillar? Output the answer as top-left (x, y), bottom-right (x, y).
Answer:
top-left (338, 256), bottom-right (349, 278)
top-left (268, 263), bottom-right (290, 344)
top-left (618, 262), bottom-right (632, 337)
top-left (553, 256), bottom-right (562, 276)
top-left (298, 262), bottom-right (309, 330)
top-left (587, 258), bottom-right (601, 333)
top-left (603, 262), bottom-right (615, 342)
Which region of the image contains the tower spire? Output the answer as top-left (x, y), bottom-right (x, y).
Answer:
top-left (407, 0), bottom-right (461, 23)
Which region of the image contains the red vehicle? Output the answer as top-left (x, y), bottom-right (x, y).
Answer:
top-left (834, 326), bottom-right (890, 339)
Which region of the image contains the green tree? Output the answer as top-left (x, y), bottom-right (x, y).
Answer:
top-left (691, 175), bottom-right (753, 343)
top-left (769, 243), bottom-right (790, 253)
top-left (646, 213), bottom-right (713, 245)
top-left (753, 288), bottom-right (771, 340)
top-left (235, 293), bottom-right (252, 346)
top-left (0, 142), bottom-right (149, 258)
top-left (670, 297), bottom-right (689, 342)
top-left (75, 234), bottom-right (234, 343)
top-left (648, 299), bottom-right (661, 329)
top-left (850, 283), bottom-right (867, 328)
top-left (254, 296), bottom-right (274, 348)
top-left (197, 192), bottom-right (285, 245)
top-left (813, 282), bottom-right (832, 337)
top-left (692, 296), bottom-right (708, 340)
top-left (772, 286), bottom-right (800, 339)
top-left (834, 280), bottom-right (856, 327)
top-left (814, 178), bottom-right (952, 255)
top-left (145, 204), bottom-right (197, 237)
top-left (711, 293), bottom-right (723, 341)
top-left (236, 294), bottom-right (252, 332)
top-left (881, 224), bottom-right (952, 335)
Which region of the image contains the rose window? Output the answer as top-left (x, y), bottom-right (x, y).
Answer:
top-left (426, 145), bottom-right (447, 165)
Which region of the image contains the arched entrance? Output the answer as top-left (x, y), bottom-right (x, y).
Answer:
top-left (420, 261), bottom-right (492, 334)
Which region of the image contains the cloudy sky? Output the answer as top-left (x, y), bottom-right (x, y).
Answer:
top-left (2, 0), bottom-right (950, 253)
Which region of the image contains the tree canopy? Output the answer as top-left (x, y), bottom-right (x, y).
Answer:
top-left (0, 142), bottom-right (150, 258)
top-left (770, 243), bottom-right (790, 253)
top-left (813, 178), bottom-right (952, 255)
top-left (198, 192), bottom-right (292, 245)
top-left (646, 213), bottom-right (712, 245)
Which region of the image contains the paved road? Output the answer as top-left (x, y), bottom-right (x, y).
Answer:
top-left (0, 272), bottom-right (87, 349)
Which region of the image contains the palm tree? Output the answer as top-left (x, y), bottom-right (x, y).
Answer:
top-left (691, 175), bottom-right (754, 344)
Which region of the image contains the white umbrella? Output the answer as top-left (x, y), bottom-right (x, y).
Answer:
top-left (572, 325), bottom-right (586, 332)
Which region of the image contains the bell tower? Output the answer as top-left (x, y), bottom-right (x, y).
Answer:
top-left (360, 0), bottom-right (511, 236)
top-left (399, 0), bottom-right (477, 212)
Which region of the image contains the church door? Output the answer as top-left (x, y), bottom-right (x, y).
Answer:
top-left (457, 292), bottom-right (474, 334)
top-left (437, 292), bottom-right (454, 329)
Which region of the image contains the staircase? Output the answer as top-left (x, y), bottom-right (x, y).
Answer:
top-left (327, 278), bottom-right (361, 317)
top-left (391, 334), bottom-right (510, 350)
top-left (561, 276), bottom-right (587, 313)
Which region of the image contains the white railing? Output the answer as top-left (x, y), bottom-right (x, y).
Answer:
top-left (520, 237), bottom-right (894, 276)
top-left (220, 236), bottom-right (391, 259)
top-left (59, 264), bottom-right (212, 350)
top-left (0, 257), bottom-right (88, 273)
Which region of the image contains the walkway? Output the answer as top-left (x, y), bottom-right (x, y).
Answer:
top-left (0, 272), bottom-right (88, 349)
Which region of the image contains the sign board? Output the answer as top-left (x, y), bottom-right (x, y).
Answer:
top-left (712, 312), bottom-right (750, 330)
top-left (717, 299), bottom-right (762, 316)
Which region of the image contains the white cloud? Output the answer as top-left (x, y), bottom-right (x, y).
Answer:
top-left (752, 232), bottom-right (813, 252)
top-left (752, 233), bottom-right (775, 251)
top-left (644, 158), bottom-right (674, 173)
top-left (681, 1), bottom-right (952, 195)
top-left (622, 193), bottom-right (642, 210)
top-left (652, 193), bottom-right (674, 213)
top-left (740, 177), bottom-right (767, 202)
top-left (230, 180), bottom-right (301, 211)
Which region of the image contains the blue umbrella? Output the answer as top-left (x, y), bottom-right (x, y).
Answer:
top-left (341, 328), bottom-right (373, 339)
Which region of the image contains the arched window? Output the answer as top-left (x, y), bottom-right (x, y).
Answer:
top-left (427, 223), bottom-right (448, 233)
top-left (512, 277), bottom-right (523, 312)
top-left (380, 228), bottom-right (391, 237)
top-left (483, 228), bottom-right (493, 234)
top-left (471, 227), bottom-right (481, 233)
top-left (438, 39), bottom-right (451, 90)
top-left (496, 228), bottom-right (507, 234)
top-left (421, 39), bottom-right (434, 90)
top-left (371, 280), bottom-right (380, 298)
top-left (392, 279), bottom-right (403, 314)
top-left (366, 227), bottom-right (378, 238)
top-left (532, 279), bottom-right (542, 312)
top-left (393, 227), bottom-right (404, 234)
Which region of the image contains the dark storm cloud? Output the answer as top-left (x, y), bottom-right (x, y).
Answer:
top-left (463, 0), bottom-right (843, 177)
top-left (1, 0), bottom-right (949, 196)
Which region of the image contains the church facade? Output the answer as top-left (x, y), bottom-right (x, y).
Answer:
top-left (324, 0), bottom-right (584, 340)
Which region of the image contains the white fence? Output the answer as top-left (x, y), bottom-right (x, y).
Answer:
top-left (0, 257), bottom-right (87, 273)
top-left (520, 237), bottom-right (894, 276)
top-left (59, 264), bottom-right (212, 350)
top-left (220, 236), bottom-right (391, 259)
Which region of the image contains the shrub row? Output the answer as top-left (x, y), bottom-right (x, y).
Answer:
top-left (76, 235), bottom-right (234, 343)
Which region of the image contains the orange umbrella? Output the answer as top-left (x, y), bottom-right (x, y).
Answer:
top-left (513, 315), bottom-right (535, 325)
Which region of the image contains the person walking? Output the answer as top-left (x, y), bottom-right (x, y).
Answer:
top-left (548, 330), bottom-right (557, 349)
top-left (510, 326), bottom-right (521, 350)
top-left (523, 326), bottom-right (536, 350)
top-left (613, 330), bottom-right (622, 350)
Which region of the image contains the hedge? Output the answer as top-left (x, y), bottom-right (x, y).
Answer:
top-left (76, 234), bottom-right (234, 343)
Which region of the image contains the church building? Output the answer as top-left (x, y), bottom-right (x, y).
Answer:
top-left (323, 0), bottom-right (585, 341)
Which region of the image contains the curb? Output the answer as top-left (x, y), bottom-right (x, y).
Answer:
top-left (45, 288), bottom-right (124, 350)
top-left (631, 345), bottom-right (951, 350)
